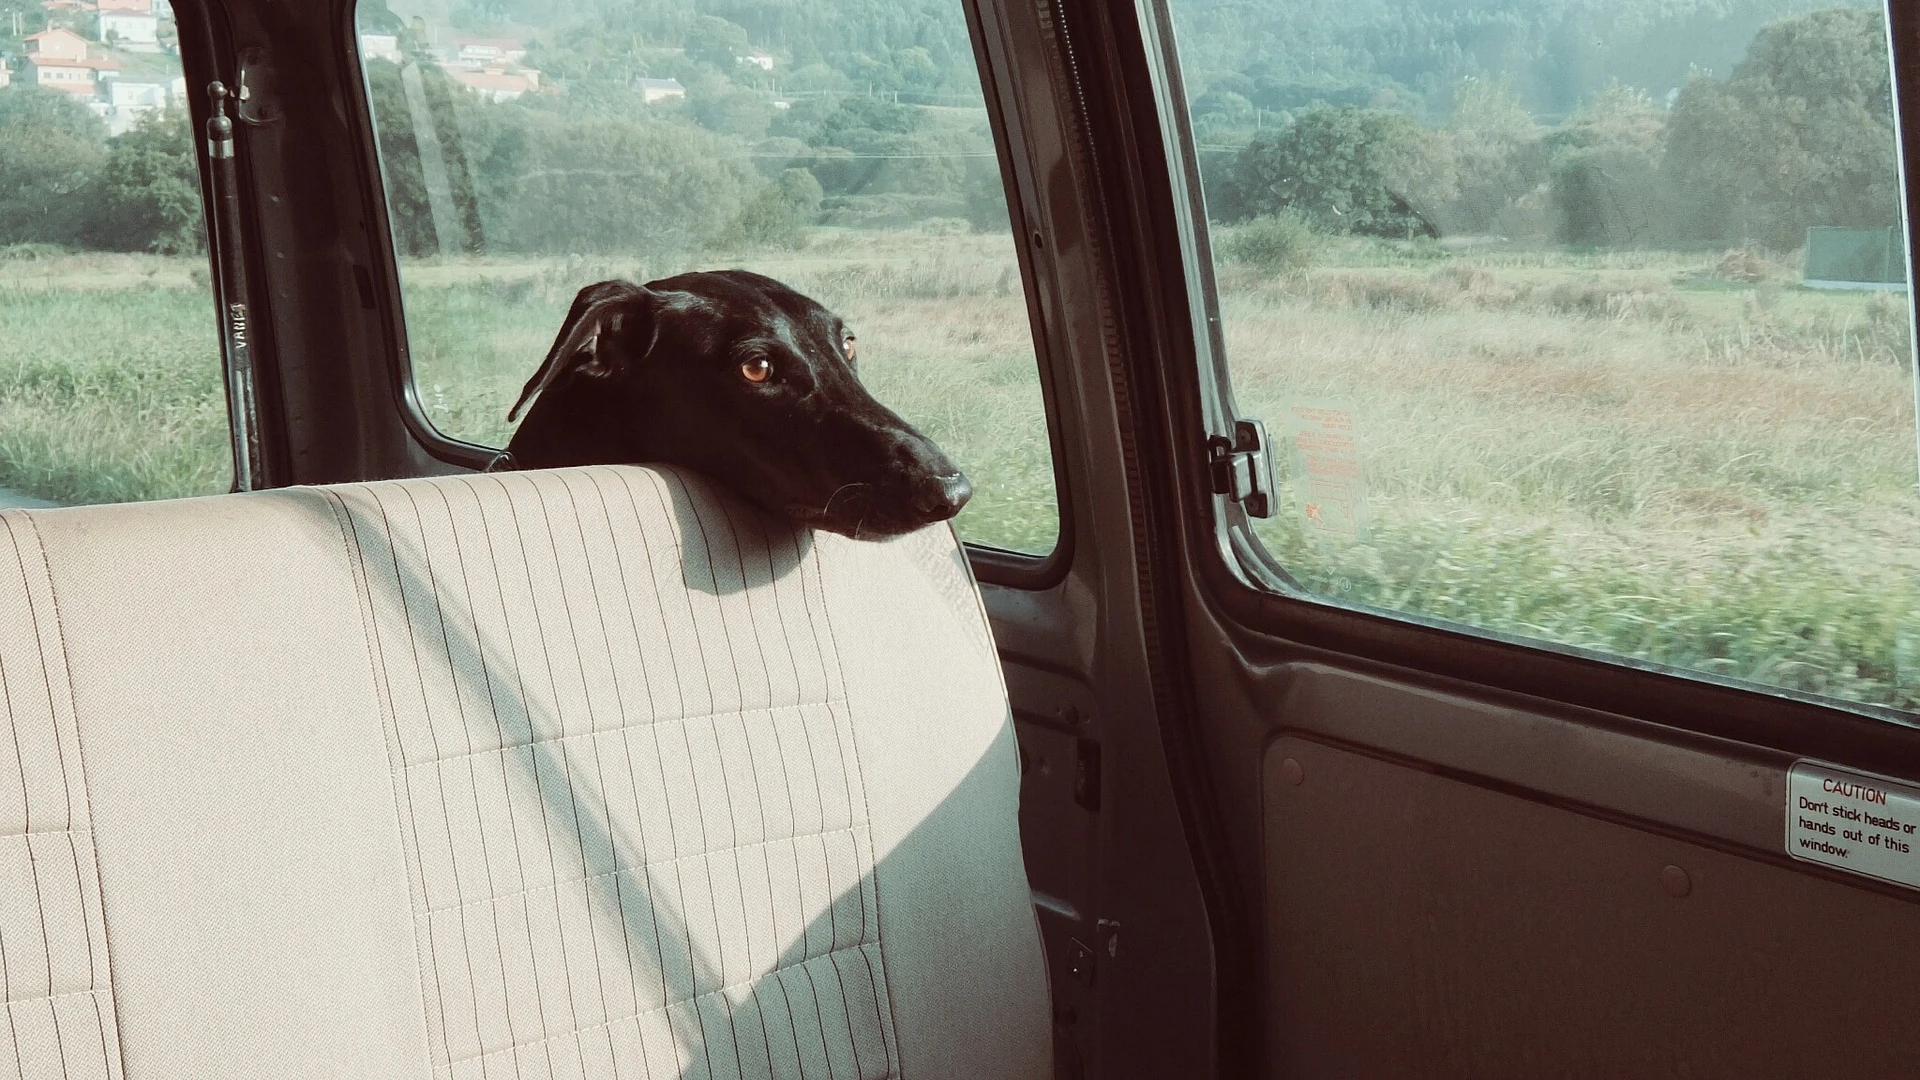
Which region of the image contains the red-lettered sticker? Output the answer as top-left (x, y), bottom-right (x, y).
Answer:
top-left (1280, 402), bottom-right (1367, 540)
top-left (1787, 760), bottom-right (1920, 889)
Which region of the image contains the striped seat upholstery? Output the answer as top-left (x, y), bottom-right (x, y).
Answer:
top-left (0, 466), bottom-right (1048, 1078)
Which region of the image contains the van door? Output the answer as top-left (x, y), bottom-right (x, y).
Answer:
top-left (1051, 0), bottom-right (1920, 1073)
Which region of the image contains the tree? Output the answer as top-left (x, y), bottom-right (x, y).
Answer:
top-left (1219, 106), bottom-right (1452, 237)
top-left (83, 110), bottom-right (204, 254)
top-left (684, 15), bottom-right (750, 70)
top-left (687, 74), bottom-right (772, 139)
top-left (894, 46), bottom-right (941, 94)
top-left (0, 0), bottom-right (49, 48)
top-left (1664, 8), bottom-right (1896, 248)
top-left (729, 166), bottom-right (822, 248)
top-left (504, 115), bottom-right (756, 255)
top-left (1546, 81), bottom-right (1668, 246)
top-left (1442, 76), bottom-right (1545, 236)
top-left (0, 87), bottom-right (106, 247)
top-left (1189, 88), bottom-right (1256, 141)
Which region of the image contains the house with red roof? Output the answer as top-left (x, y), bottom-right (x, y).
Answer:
top-left (437, 34), bottom-right (541, 102)
top-left (444, 67), bottom-right (538, 102)
top-left (24, 27), bottom-right (121, 97)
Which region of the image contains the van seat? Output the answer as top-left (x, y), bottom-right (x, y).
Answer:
top-left (0, 466), bottom-right (1048, 1078)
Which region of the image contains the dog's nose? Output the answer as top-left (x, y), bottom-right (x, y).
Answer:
top-left (911, 471), bottom-right (972, 521)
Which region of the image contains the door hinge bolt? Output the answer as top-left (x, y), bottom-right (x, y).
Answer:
top-left (1209, 418), bottom-right (1277, 518)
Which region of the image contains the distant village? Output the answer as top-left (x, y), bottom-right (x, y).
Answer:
top-left (1, 0), bottom-right (184, 134)
top-left (1, 0), bottom-right (808, 133)
top-left (358, 26), bottom-right (780, 108)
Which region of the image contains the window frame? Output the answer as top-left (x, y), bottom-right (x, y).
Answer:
top-left (14, 0), bottom-right (262, 501)
top-left (334, 0), bottom-right (1075, 587)
top-left (1136, 0), bottom-right (1920, 757)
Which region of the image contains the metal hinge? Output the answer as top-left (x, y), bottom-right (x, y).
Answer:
top-left (1208, 418), bottom-right (1277, 518)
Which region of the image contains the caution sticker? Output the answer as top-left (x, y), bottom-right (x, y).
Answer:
top-left (1280, 402), bottom-right (1367, 540)
top-left (1786, 760), bottom-right (1920, 889)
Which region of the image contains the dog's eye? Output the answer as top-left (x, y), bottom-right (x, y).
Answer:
top-left (740, 357), bottom-right (773, 384)
top-left (843, 334), bottom-right (857, 363)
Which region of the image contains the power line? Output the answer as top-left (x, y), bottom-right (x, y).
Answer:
top-left (745, 151), bottom-right (997, 159)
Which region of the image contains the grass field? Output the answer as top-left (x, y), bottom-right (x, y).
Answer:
top-left (1, 227), bottom-right (1916, 712)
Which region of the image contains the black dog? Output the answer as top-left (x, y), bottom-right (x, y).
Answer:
top-left (504, 269), bottom-right (971, 540)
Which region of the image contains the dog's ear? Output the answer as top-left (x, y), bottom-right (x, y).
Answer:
top-left (508, 280), bottom-right (657, 422)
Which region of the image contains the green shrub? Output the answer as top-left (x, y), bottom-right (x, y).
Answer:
top-left (1223, 212), bottom-right (1318, 275)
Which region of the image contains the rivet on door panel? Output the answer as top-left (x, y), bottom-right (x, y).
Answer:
top-left (1660, 864), bottom-right (1692, 898)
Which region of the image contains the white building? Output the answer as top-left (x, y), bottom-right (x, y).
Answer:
top-left (359, 33), bottom-right (401, 64)
top-left (451, 37), bottom-right (526, 67)
top-left (100, 79), bottom-right (166, 134)
top-left (738, 49), bottom-right (774, 72)
top-left (96, 0), bottom-right (160, 51)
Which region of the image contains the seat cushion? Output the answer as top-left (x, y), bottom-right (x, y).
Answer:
top-left (3, 465), bottom-right (1048, 1079)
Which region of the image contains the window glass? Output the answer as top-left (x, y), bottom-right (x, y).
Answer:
top-left (356, 0), bottom-right (1058, 555)
top-left (0, 8), bottom-right (229, 506)
top-left (1168, 1), bottom-right (1918, 712)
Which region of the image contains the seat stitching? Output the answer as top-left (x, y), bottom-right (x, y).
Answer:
top-left (802, 534), bottom-right (902, 1075)
top-left (444, 941), bottom-right (882, 1071)
top-left (528, 473), bottom-right (626, 1043)
top-left (392, 700), bottom-right (842, 771)
top-left (453, 474), bottom-right (561, 1076)
top-left (640, 468), bottom-right (729, 1078)
top-left (711, 492), bottom-right (782, 1075)
top-left (581, 469), bottom-right (676, 1039)
top-left (825, 943), bottom-right (864, 1080)
top-left (374, 485), bottom-right (493, 1062)
top-left (0, 825), bottom-right (96, 839)
top-left (488, 473), bottom-right (591, 1045)
top-left (561, 469), bottom-right (670, 1078)
top-left (12, 512), bottom-right (104, 1078)
top-left (545, 472), bottom-right (638, 1054)
top-left (416, 480), bottom-right (533, 1065)
top-left (0, 986), bottom-right (111, 1010)
top-left (655, 468), bottom-right (748, 1080)
top-left (737, 511), bottom-right (813, 1073)
top-left (417, 824), bottom-right (868, 917)
top-left (585, 468), bottom-right (677, 1026)
top-left (0, 519), bottom-right (36, 1045)
top-left (327, 487), bottom-right (457, 1070)
top-left (618, 469), bottom-right (711, 1068)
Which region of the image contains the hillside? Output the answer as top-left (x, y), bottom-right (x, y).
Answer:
top-left (1169, 0), bottom-right (1885, 120)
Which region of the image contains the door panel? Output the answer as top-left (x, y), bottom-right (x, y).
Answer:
top-left (1265, 732), bottom-right (1920, 1076)
top-left (1090, 0), bottom-right (1920, 1071)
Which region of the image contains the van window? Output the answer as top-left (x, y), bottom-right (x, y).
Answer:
top-left (1168, 2), bottom-right (1917, 714)
top-left (355, 1), bottom-right (1059, 556)
top-left (0, 15), bottom-right (229, 506)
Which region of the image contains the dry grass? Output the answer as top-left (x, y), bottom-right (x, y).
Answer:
top-left (4, 232), bottom-right (1918, 712)
top-left (1222, 247), bottom-right (1918, 707)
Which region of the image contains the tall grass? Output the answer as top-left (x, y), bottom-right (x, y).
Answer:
top-left (3, 236), bottom-right (1917, 714)
top-left (0, 259), bottom-right (228, 504)
top-left (1222, 247), bottom-right (1919, 708)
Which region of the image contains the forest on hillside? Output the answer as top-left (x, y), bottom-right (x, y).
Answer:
top-left (0, 0), bottom-right (1899, 255)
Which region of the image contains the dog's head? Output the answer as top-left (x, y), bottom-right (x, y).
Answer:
top-left (504, 270), bottom-right (971, 540)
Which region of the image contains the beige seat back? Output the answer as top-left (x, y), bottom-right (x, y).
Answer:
top-left (0, 466), bottom-right (1048, 1079)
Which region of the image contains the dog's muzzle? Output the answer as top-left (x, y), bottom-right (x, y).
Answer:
top-left (910, 471), bottom-right (972, 523)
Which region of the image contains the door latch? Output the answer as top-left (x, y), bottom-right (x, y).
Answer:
top-left (1209, 418), bottom-right (1277, 518)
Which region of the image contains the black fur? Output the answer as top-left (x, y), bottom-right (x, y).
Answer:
top-left (505, 270), bottom-right (971, 540)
